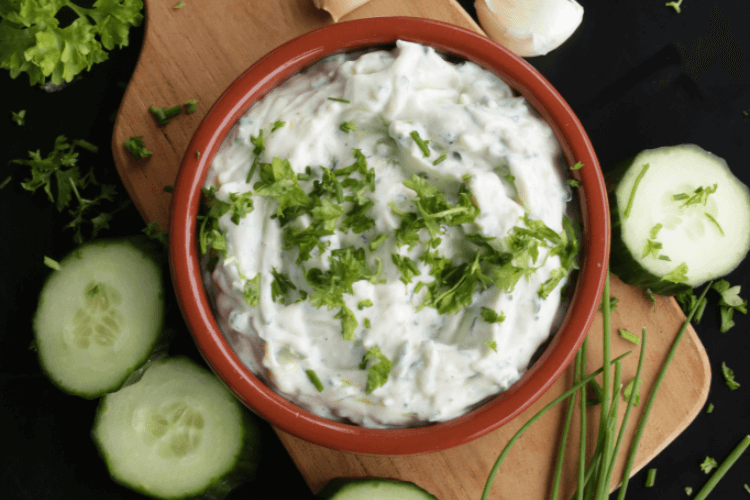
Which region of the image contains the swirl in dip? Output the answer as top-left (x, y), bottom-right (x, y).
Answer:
top-left (201, 41), bottom-right (577, 428)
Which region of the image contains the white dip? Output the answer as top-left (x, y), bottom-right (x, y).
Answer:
top-left (203, 41), bottom-right (576, 428)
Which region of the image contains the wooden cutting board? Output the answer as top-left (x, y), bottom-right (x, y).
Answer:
top-left (111, 1), bottom-right (711, 498)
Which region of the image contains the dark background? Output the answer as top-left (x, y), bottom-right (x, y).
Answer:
top-left (1, 1), bottom-right (749, 499)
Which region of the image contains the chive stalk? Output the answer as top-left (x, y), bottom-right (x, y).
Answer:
top-left (616, 281), bottom-right (713, 500)
top-left (576, 341), bottom-right (587, 500)
top-left (481, 352), bottom-right (631, 500)
top-left (551, 351), bottom-right (579, 500)
top-left (693, 435), bottom-right (750, 500)
top-left (623, 163), bottom-right (650, 219)
top-left (645, 468), bottom-right (657, 487)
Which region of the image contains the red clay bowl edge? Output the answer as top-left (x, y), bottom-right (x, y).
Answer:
top-left (169, 17), bottom-right (610, 455)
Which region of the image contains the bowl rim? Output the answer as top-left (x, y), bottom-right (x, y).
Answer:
top-left (169, 16), bottom-right (610, 455)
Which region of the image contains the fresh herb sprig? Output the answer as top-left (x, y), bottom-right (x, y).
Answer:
top-left (9, 135), bottom-right (125, 243)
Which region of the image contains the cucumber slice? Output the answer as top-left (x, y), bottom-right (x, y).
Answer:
top-left (318, 478), bottom-right (439, 499)
top-left (92, 356), bottom-right (261, 499)
top-left (609, 144), bottom-right (750, 294)
top-left (33, 238), bottom-right (165, 398)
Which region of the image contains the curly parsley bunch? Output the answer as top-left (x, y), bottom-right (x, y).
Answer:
top-left (0, 0), bottom-right (143, 86)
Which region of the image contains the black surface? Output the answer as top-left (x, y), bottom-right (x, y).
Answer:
top-left (1, 1), bottom-right (749, 499)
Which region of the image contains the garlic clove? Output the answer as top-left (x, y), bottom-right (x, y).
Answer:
top-left (475, 0), bottom-right (584, 57)
top-left (312, 0), bottom-right (374, 22)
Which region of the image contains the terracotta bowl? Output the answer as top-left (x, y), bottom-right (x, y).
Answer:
top-left (169, 17), bottom-right (609, 455)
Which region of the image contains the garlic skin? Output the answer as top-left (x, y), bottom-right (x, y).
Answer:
top-left (475, 0), bottom-right (584, 57)
top-left (312, 0), bottom-right (373, 22)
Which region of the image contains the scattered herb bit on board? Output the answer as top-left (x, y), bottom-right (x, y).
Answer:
top-left (124, 136), bottom-right (153, 159)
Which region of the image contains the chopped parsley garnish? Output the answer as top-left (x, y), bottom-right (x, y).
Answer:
top-left (661, 262), bottom-right (689, 283)
top-left (433, 153), bottom-right (447, 165)
top-left (650, 223), bottom-right (663, 239)
top-left (359, 346), bottom-right (392, 394)
top-left (0, 176), bottom-right (11, 190)
top-left (364, 318), bottom-right (371, 328)
top-left (392, 254), bottom-right (420, 284)
top-left (700, 456), bottom-right (718, 474)
top-left (623, 377), bottom-right (642, 405)
top-left (243, 273), bottom-right (261, 306)
top-left (369, 234), bottom-right (388, 251)
top-left (484, 340), bottom-right (498, 352)
top-left (570, 161), bottom-right (583, 170)
top-left (340, 121), bottom-right (357, 134)
top-left (270, 268), bottom-right (296, 304)
top-left (357, 299), bottom-right (373, 310)
top-left (197, 186), bottom-right (230, 258)
top-left (124, 136), bottom-right (153, 159)
top-left (410, 131), bottom-right (430, 157)
top-left (623, 163), bottom-right (650, 219)
top-left (10, 135), bottom-right (123, 244)
top-left (567, 179), bottom-right (581, 187)
top-left (666, 0), bottom-right (684, 14)
top-left (685, 486), bottom-right (693, 496)
top-left (142, 221), bottom-right (168, 247)
top-left (184, 99), bottom-right (197, 113)
top-left (305, 369), bottom-right (324, 392)
top-left (174, 0), bottom-right (185, 8)
top-left (12, 110), bottom-right (26, 126)
top-left (721, 362), bottom-right (740, 390)
top-left (642, 239), bottom-right (663, 259)
top-left (672, 184), bottom-right (717, 208)
top-left (481, 308), bottom-right (505, 323)
top-left (196, 150), bottom-right (201, 158)
top-left (334, 306), bottom-right (358, 340)
top-left (599, 296), bottom-right (619, 312)
top-left (253, 157), bottom-right (309, 216)
top-left (618, 329), bottom-right (641, 345)
top-left (271, 120), bottom-right (286, 132)
top-left (149, 105), bottom-right (182, 126)
top-left (228, 192), bottom-right (254, 224)
top-left (713, 280), bottom-right (747, 332)
top-left (44, 256), bottom-right (61, 271)
top-left (327, 97), bottom-right (350, 103)
top-left (706, 403), bottom-right (714, 414)
top-left (675, 288), bottom-right (707, 324)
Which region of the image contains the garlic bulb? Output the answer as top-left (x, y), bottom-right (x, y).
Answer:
top-left (475, 0), bottom-right (584, 57)
top-left (312, 0), bottom-right (373, 22)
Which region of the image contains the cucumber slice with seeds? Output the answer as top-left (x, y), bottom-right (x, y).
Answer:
top-left (608, 144), bottom-right (750, 294)
top-left (92, 356), bottom-right (261, 499)
top-left (33, 238), bottom-right (165, 398)
top-left (318, 478), bottom-right (440, 500)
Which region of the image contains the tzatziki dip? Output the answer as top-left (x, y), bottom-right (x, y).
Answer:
top-left (201, 40), bottom-right (578, 428)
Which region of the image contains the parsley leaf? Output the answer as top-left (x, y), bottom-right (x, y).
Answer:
top-left (662, 262), bottom-right (689, 283)
top-left (142, 221), bottom-right (168, 247)
top-left (227, 191), bottom-right (254, 224)
top-left (359, 346), bottom-right (392, 394)
top-left (197, 186), bottom-right (230, 258)
top-left (124, 136), bottom-right (153, 159)
top-left (12, 109), bottom-right (26, 126)
top-left (184, 99), bottom-right (197, 113)
top-left (271, 120), bottom-right (286, 132)
top-left (340, 121), bottom-right (357, 134)
top-left (0, 0), bottom-right (143, 86)
top-left (481, 307), bottom-right (505, 323)
top-left (484, 340), bottom-right (498, 352)
top-left (253, 157), bottom-right (309, 216)
top-left (391, 254), bottom-right (420, 284)
top-left (243, 273), bottom-right (261, 306)
top-left (44, 256), bottom-right (61, 271)
top-left (700, 456), bottom-right (718, 474)
top-left (334, 305), bottom-right (358, 340)
top-left (623, 377), bottom-right (642, 405)
top-left (721, 362), bottom-right (740, 390)
top-left (270, 268), bottom-right (296, 304)
top-left (642, 239), bottom-right (663, 259)
top-left (10, 135), bottom-right (122, 243)
top-left (570, 161), bottom-right (583, 170)
top-left (713, 280), bottom-right (747, 332)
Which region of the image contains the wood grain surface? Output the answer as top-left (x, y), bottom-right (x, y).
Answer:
top-left (111, 0), bottom-right (711, 498)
